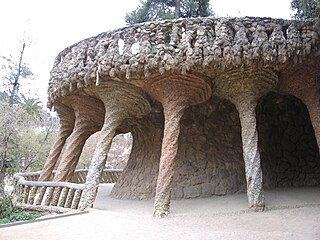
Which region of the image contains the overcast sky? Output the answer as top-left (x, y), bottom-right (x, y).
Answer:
top-left (0, 0), bottom-right (293, 103)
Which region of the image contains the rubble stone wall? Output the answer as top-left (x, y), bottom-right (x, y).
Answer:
top-left (111, 98), bottom-right (246, 200)
top-left (111, 95), bottom-right (320, 200)
top-left (257, 92), bottom-right (320, 188)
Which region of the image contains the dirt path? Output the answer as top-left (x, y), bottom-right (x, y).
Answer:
top-left (1, 185), bottom-right (320, 240)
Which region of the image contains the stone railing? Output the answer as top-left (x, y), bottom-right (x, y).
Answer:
top-left (13, 169), bottom-right (122, 211)
top-left (71, 169), bottom-right (123, 184)
top-left (47, 17), bottom-right (320, 107)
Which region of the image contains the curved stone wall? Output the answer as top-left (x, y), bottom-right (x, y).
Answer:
top-left (111, 97), bottom-right (246, 200)
top-left (47, 17), bottom-right (320, 107)
top-left (257, 92), bottom-right (320, 188)
top-left (41, 16), bottom-right (320, 215)
top-left (112, 93), bottom-right (320, 200)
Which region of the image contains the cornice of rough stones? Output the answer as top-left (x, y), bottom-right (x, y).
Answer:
top-left (47, 17), bottom-right (320, 108)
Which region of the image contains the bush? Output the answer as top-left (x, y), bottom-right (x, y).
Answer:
top-left (0, 184), bottom-right (43, 224)
top-left (0, 184), bottom-right (14, 219)
top-left (0, 209), bottom-right (43, 224)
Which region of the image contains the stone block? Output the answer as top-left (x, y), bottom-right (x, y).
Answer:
top-left (213, 183), bottom-right (227, 196)
top-left (184, 185), bottom-right (202, 198)
top-left (191, 175), bottom-right (207, 185)
top-left (172, 186), bottom-right (184, 199)
top-left (201, 183), bottom-right (212, 196)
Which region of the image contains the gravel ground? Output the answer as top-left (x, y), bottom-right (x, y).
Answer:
top-left (1, 185), bottom-right (320, 240)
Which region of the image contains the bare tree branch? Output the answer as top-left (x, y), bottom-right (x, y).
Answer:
top-left (9, 43), bottom-right (26, 105)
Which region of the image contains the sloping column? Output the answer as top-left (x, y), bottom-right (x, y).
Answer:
top-left (153, 101), bottom-right (185, 217)
top-left (79, 81), bottom-right (151, 210)
top-left (53, 96), bottom-right (105, 182)
top-left (38, 102), bottom-right (75, 181)
top-left (214, 68), bottom-right (278, 211)
top-left (144, 74), bottom-right (211, 217)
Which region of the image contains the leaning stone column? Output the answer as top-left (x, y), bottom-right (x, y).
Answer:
top-left (214, 68), bottom-right (278, 211)
top-left (144, 74), bottom-right (211, 217)
top-left (78, 81), bottom-right (151, 210)
top-left (38, 102), bottom-right (75, 181)
top-left (53, 96), bottom-right (105, 182)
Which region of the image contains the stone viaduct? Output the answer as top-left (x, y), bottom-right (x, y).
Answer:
top-left (39, 17), bottom-right (320, 217)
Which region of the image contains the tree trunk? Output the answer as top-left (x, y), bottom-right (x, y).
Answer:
top-left (9, 43), bottom-right (26, 105)
top-left (175, 0), bottom-right (181, 18)
top-left (0, 165), bottom-right (5, 182)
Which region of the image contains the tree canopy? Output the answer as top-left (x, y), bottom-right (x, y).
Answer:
top-left (291, 0), bottom-right (320, 19)
top-left (125, 0), bottom-right (214, 24)
top-left (0, 43), bottom-right (58, 181)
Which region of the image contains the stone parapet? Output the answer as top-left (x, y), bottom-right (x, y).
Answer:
top-left (47, 17), bottom-right (320, 108)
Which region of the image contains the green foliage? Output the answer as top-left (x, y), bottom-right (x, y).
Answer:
top-left (0, 184), bottom-right (14, 219)
top-left (19, 94), bottom-right (42, 121)
top-left (0, 94), bottom-right (58, 179)
top-left (0, 43), bottom-right (33, 105)
top-left (0, 184), bottom-right (43, 225)
top-left (0, 98), bottom-right (31, 176)
top-left (0, 210), bottom-right (43, 224)
top-left (179, 0), bottom-right (213, 18)
top-left (125, 0), bottom-right (214, 24)
top-left (291, 0), bottom-right (320, 19)
top-left (0, 55), bottom-right (33, 93)
top-left (0, 44), bottom-right (59, 180)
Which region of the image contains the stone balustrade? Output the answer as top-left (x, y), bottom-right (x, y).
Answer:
top-left (13, 169), bottom-right (122, 211)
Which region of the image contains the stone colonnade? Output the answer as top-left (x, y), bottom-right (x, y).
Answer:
top-left (38, 101), bottom-right (75, 182)
top-left (40, 16), bottom-right (320, 216)
top-left (78, 82), bottom-right (152, 210)
top-left (39, 67), bottom-right (319, 216)
top-left (38, 96), bottom-right (105, 182)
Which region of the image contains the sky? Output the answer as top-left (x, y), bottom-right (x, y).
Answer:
top-left (0, 0), bottom-right (293, 104)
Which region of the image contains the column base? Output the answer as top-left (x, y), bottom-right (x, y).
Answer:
top-left (250, 203), bottom-right (265, 212)
top-left (153, 197), bottom-right (170, 217)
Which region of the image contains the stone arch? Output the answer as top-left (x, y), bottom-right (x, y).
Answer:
top-left (111, 97), bottom-right (247, 200)
top-left (111, 112), bottom-right (164, 200)
top-left (77, 131), bottom-right (133, 170)
top-left (173, 97), bottom-right (246, 199)
top-left (256, 92), bottom-right (320, 188)
top-left (106, 132), bottom-right (133, 169)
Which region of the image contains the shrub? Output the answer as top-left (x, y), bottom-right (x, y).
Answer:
top-left (0, 184), bottom-right (43, 224)
top-left (0, 184), bottom-right (14, 219)
top-left (0, 209), bottom-right (43, 224)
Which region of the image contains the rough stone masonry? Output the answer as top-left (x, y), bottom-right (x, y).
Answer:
top-left (40, 16), bottom-right (320, 217)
